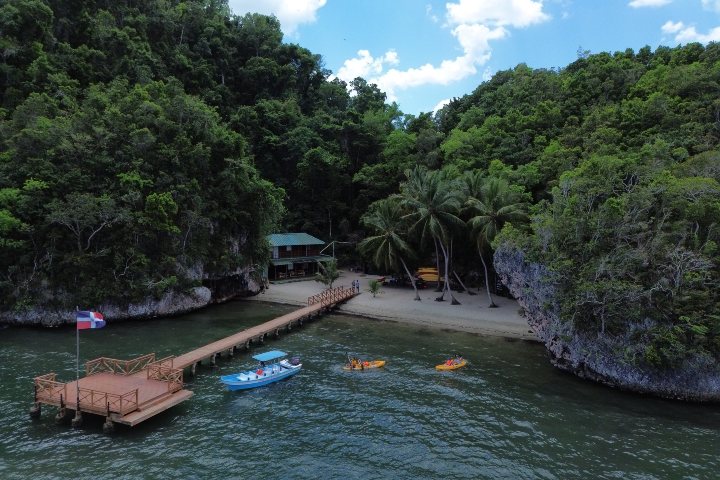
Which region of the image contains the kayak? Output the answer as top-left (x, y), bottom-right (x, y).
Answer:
top-left (435, 359), bottom-right (467, 370)
top-left (343, 360), bottom-right (386, 371)
top-left (417, 273), bottom-right (444, 282)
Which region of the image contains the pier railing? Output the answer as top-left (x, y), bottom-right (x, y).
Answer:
top-left (78, 387), bottom-right (139, 415)
top-left (307, 286), bottom-right (354, 308)
top-left (34, 373), bottom-right (67, 404)
top-left (147, 364), bottom-right (184, 393)
top-left (34, 374), bottom-right (139, 415)
top-left (85, 353), bottom-right (156, 376)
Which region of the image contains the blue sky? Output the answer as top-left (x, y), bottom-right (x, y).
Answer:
top-left (229, 0), bottom-right (720, 115)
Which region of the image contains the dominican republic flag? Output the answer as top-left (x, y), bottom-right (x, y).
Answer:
top-left (76, 311), bottom-right (106, 330)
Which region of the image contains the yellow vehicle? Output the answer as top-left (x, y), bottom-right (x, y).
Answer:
top-left (435, 359), bottom-right (467, 370)
top-left (343, 359), bottom-right (386, 371)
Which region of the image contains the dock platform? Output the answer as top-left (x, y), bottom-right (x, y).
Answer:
top-left (31, 286), bottom-right (357, 430)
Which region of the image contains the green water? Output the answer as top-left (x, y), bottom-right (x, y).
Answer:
top-left (1, 300), bottom-right (718, 479)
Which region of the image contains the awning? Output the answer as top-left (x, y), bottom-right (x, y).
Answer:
top-left (252, 350), bottom-right (287, 362)
top-left (269, 255), bottom-right (333, 266)
top-left (270, 259), bottom-right (294, 266)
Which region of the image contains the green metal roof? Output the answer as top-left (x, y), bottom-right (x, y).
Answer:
top-left (268, 233), bottom-right (325, 247)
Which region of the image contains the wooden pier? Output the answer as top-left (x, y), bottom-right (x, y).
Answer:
top-left (30, 286), bottom-right (357, 431)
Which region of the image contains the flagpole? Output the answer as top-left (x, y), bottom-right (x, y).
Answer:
top-left (75, 306), bottom-right (79, 413)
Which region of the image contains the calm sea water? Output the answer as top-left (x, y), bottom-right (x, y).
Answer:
top-left (1, 300), bottom-right (718, 480)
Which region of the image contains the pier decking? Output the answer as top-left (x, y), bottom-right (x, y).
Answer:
top-left (31, 286), bottom-right (357, 430)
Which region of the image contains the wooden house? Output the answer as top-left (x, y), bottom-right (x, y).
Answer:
top-left (266, 233), bottom-right (331, 281)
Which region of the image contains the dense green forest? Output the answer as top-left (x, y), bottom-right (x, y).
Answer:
top-left (1, 1), bottom-right (719, 369)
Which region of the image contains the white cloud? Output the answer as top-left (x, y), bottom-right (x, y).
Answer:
top-left (702, 0), bottom-right (720, 13)
top-left (482, 67), bottom-right (494, 81)
top-left (446, 0), bottom-right (550, 28)
top-left (661, 20), bottom-right (685, 33)
top-left (662, 20), bottom-right (720, 43)
top-left (426, 4), bottom-right (439, 23)
top-left (334, 1), bottom-right (548, 107)
top-left (628, 0), bottom-right (672, 7)
top-left (336, 50), bottom-right (399, 82)
top-left (228, 0), bottom-right (326, 35)
top-left (432, 98), bottom-right (451, 112)
top-left (336, 25), bottom-right (507, 102)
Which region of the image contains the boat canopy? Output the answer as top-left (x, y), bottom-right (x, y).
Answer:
top-left (252, 350), bottom-right (287, 362)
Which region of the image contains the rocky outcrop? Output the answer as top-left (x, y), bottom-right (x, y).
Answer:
top-left (494, 243), bottom-right (720, 402)
top-left (0, 269), bottom-right (260, 327)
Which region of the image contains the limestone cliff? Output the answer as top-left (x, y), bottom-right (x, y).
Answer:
top-left (494, 244), bottom-right (720, 402)
top-left (0, 269), bottom-right (260, 327)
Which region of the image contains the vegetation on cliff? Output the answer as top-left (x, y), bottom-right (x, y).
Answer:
top-left (1, 0), bottom-right (718, 373)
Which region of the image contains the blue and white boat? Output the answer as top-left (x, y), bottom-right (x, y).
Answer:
top-left (220, 350), bottom-right (302, 391)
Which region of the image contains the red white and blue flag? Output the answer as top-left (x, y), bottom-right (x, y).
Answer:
top-left (76, 311), bottom-right (106, 330)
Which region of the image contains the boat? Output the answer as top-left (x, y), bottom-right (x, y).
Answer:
top-left (435, 359), bottom-right (468, 370)
top-left (343, 359), bottom-right (386, 371)
top-left (220, 350), bottom-right (302, 391)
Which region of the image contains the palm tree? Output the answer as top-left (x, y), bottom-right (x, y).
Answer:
top-left (400, 167), bottom-right (464, 304)
top-left (359, 197), bottom-right (421, 300)
top-left (464, 173), bottom-right (528, 307)
top-left (315, 258), bottom-right (340, 288)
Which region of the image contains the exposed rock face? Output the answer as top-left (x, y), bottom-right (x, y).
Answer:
top-left (494, 244), bottom-right (720, 402)
top-left (0, 269), bottom-right (260, 327)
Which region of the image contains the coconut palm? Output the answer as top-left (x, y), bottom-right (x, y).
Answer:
top-left (359, 197), bottom-right (421, 300)
top-left (464, 173), bottom-right (529, 307)
top-left (315, 258), bottom-right (340, 288)
top-left (400, 167), bottom-right (464, 304)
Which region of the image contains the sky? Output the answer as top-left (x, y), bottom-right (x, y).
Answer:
top-left (228, 0), bottom-right (720, 115)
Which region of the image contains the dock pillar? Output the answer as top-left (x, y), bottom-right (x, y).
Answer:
top-left (210, 353), bottom-right (217, 366)
top-left (275, 329), bottom-right (280, 338)
top-left (191, 362), bottom-right (197, 376)
top-left (102, 417), bottom-right (115, 434)
top-left (245, 340), bottom-right (251, 350)
top-left (29, 402), bottom-right (41, 419)
top-left (71, 410), bottom-right (83, 428)
top-left (228, 347), bottom-right (234, 357)
top-left (54, 407), bottom-right (70, 424)
top-left (259, 334), bottom-right (265, 344)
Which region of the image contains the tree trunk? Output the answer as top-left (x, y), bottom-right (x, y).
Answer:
top-left (479, 250), bottom-right (497, 308)
top-left (401, 258), bottom-right (420, 301)
top-left (433, 238), bottom-right (443, 292)
top-left (438, 240), bottom-right (460, 305)
top-left (453, 271), bottom-right (475, 295)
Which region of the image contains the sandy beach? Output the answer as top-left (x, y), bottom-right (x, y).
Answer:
top-left (243, 271), bottom-right (539, 341)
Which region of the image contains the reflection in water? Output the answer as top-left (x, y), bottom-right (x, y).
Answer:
top-left (1, 300), bottom-right (718, 479)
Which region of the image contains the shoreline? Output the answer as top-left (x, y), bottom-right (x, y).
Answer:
top-left (242, 271), bottom-right (540, 342)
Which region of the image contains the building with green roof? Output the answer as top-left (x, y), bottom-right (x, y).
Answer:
top-left (266, 232), bottom-right (332, 281)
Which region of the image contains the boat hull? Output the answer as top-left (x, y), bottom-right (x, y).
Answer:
top-left (435, 360), bottom-right (467, 370)
top-left (342, 360), bottom-right (386, 371)
top-left (221, 361), bottom-right (302, 391)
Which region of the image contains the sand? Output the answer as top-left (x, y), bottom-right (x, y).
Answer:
top-left (242, 271), bottom-right (539, 341)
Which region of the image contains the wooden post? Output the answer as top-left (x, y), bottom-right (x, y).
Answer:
top-left (210, 353), bottom-right (217, 366)
top-left (29, 402), bottom-right (41, 419)
top-left (71, 410), bottom-right (82, 428)
top-left (103, 416), bottom-right (115, 434)
top-left (191, 362), bottom-right (197, 376)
